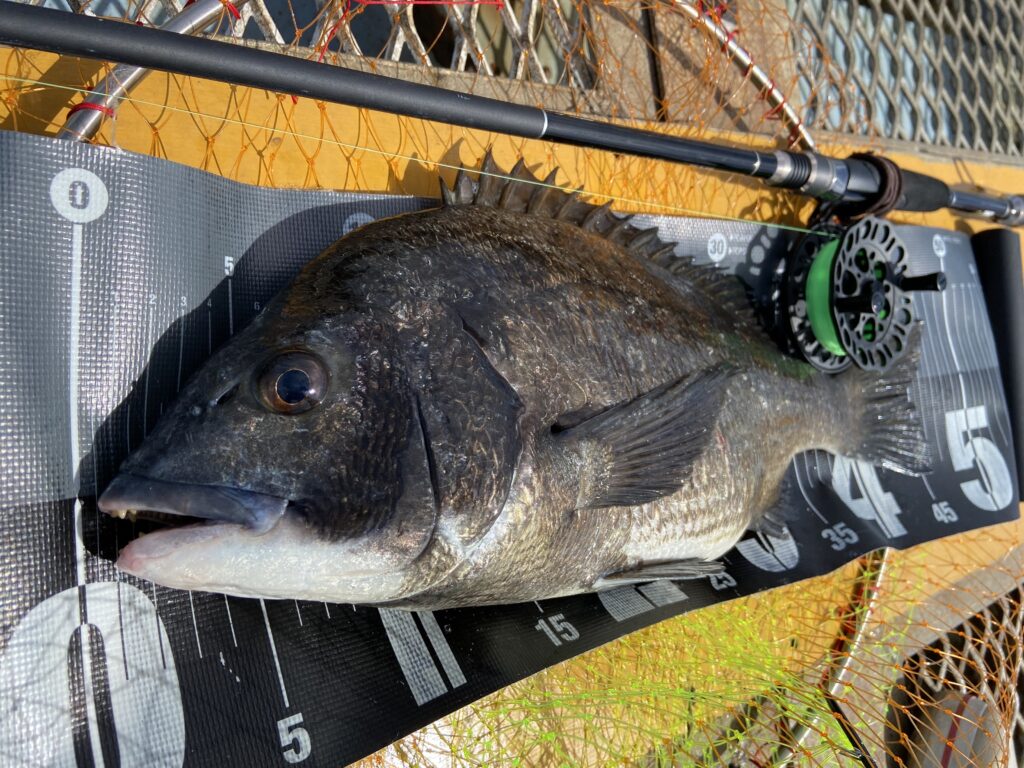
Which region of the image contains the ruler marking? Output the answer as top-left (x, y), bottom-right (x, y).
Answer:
top-left (942, 281), bottom-right (1000, 510)
top-left (598, 586), bottom-right (655, 622)
top-left (923, 297), bottom-right (951, 462)
top-left (795, 455), bottom-right (829, 524)
top-left (379, 609), bottom-right (447, 706)
top-left (261, 599), bottom-right (290, 708)
top-left (153, 582), bottom-right (168, 669)
top-left (68, 222), bottom-right (87, 587)
top-left (80, 625), bottom-right (105, 768)
top-left (69, 223), bottom-right (82, 481)
top-left (966, 285), bottom-right (1010, 446)
top-left (176, 307), bottom-right (186, 392)
top-left (416, 612), bottom-right (466, 689)
top-left (142, 304), bottom-right (153, 435)
top-left (188, 592), bottom-right (203, 658)
top-left (91, 410), bottom-right (102, 558)
top-left (116, 578), bottom-right (129, 680)
top-left (223, 594), bottom-right (238, 648)
top-left (227, 277), bottom-right (234, 336)
top-left (638, 580), bottom-right (688, 606)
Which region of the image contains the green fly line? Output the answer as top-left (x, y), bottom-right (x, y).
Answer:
top-left (1, 73), bottom-right (834, 237)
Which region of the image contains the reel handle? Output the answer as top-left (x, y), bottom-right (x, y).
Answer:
top-left (899, 271), bottom-right (946, 293)
top-left (834, 283), bottom-right (886, 315)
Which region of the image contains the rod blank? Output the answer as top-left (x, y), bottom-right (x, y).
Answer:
top-left (1, 1), bottom-right (1021, 224)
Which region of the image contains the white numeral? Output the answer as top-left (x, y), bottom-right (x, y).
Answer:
top-left (832, 456), bottom-right (906, 538)
top-left (931, 501), bottom-right (959, 523)
top-left (944, 406), bottom-right (1013, 511)
top-left (277, 713), bottom-right (311, 764)
top-left (535, 613), bottom-right (579, 646)
top-left (821, 522), bottom-right (859, 551)
top-left (224, 255), bottom-right (235, 276)
top-left (0, 583), bottom-right (185, 766)
top-left (707, 233), bottom-right (728, 263)
top-left (736, 527), bottom-right (799, 571)
top-left (709, 572), bottom-right (737, 591)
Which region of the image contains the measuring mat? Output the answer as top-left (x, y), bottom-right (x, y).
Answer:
top-left (0, 131), bottom-right (1017, 767)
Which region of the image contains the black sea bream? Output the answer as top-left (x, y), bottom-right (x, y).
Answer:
top-left (99, 157), bottom-right (929, 608)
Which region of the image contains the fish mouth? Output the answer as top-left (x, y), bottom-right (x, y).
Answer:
top-left (98, 473), bottom-right (288, 535)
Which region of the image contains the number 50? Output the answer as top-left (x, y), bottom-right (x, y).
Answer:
top-left (278, 713), bottom-right (312, 763)
top-left (944, 406), bottom-right (1013, 511)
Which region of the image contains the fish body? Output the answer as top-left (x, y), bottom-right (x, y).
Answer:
top-left (99, 158), bottom-right (928, 608)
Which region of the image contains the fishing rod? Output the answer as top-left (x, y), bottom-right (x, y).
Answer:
top-left (1, 2), bottom-right (1022, 226)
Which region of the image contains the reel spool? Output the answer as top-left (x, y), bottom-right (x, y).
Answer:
top-left (786, 217), bottom-right (946, 373)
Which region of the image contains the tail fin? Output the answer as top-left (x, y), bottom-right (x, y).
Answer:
top-left (839, 326), bottom-right (932, 475)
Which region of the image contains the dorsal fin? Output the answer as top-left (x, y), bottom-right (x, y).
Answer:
top-left (442, 150), bottom-right (677, 262)
top-left (442, 151), bottom-right (756, 325)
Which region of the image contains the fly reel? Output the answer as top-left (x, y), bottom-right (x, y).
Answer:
top-left (786, 217), bottom-right (946, 373)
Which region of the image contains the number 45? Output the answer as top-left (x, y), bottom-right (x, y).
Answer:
top-left (945, 406), bottom-right (1013, 511)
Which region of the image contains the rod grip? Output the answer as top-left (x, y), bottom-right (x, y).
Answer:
top-left (972, 228), bottom-right (1024, 501)
top-left (897, 170), bottom-right (950, 212)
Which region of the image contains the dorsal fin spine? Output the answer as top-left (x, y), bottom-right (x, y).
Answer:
top-left (527, 169), bottom-right (560, 214)
top-left (455, 153), bottom-right (756, 329)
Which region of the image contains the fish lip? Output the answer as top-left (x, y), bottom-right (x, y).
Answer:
top-left (98, 473), bottom-right (288, 535)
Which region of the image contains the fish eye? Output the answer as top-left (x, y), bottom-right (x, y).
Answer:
top-left (257, 351), bottom-right (329, 414)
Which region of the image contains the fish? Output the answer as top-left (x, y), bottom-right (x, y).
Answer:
top-left (98, 155), bottom-right (930, 609)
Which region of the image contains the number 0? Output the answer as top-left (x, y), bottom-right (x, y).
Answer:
top-left (277, 713), bottom-right (311, 764)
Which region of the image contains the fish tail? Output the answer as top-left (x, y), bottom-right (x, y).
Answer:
top-left (836, 326), bottom-right (932, 475)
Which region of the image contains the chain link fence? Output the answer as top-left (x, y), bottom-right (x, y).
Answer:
top-left (789, 0), bottom-right (1024, 156)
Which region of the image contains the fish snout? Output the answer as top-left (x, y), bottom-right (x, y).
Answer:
top-left (98, 473), bottom-right (288, 534)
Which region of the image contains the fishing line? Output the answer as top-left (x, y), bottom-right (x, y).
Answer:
top-left (1, 73), bottom-right (827, 235)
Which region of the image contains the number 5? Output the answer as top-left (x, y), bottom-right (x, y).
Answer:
top-left (278, 713), bottom-right (311, 763)
top-left (944, 406), bottom-right (1013, 511)
top-left (549, 613), bottom-right (579, 642)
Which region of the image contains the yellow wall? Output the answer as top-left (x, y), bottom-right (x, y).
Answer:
top-left (4, 46), bottom-right (1024, 239)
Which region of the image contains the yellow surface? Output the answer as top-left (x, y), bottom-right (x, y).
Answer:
top-left (3, 45), bottom-right (1024, 766)
top-left (7, 46), bottom-right (1024, 235)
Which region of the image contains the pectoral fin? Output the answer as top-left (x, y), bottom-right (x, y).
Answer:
top-left (553, 366), bottom-right (733, 509)
top-left (595, 558), bottom-right (725, 588)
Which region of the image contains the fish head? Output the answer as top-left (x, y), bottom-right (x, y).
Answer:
top-left (99, 305), bottom-right (450, 603)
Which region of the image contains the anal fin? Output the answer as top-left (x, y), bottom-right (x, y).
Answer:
top-left (596, 558), bottom-right (725, 589)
